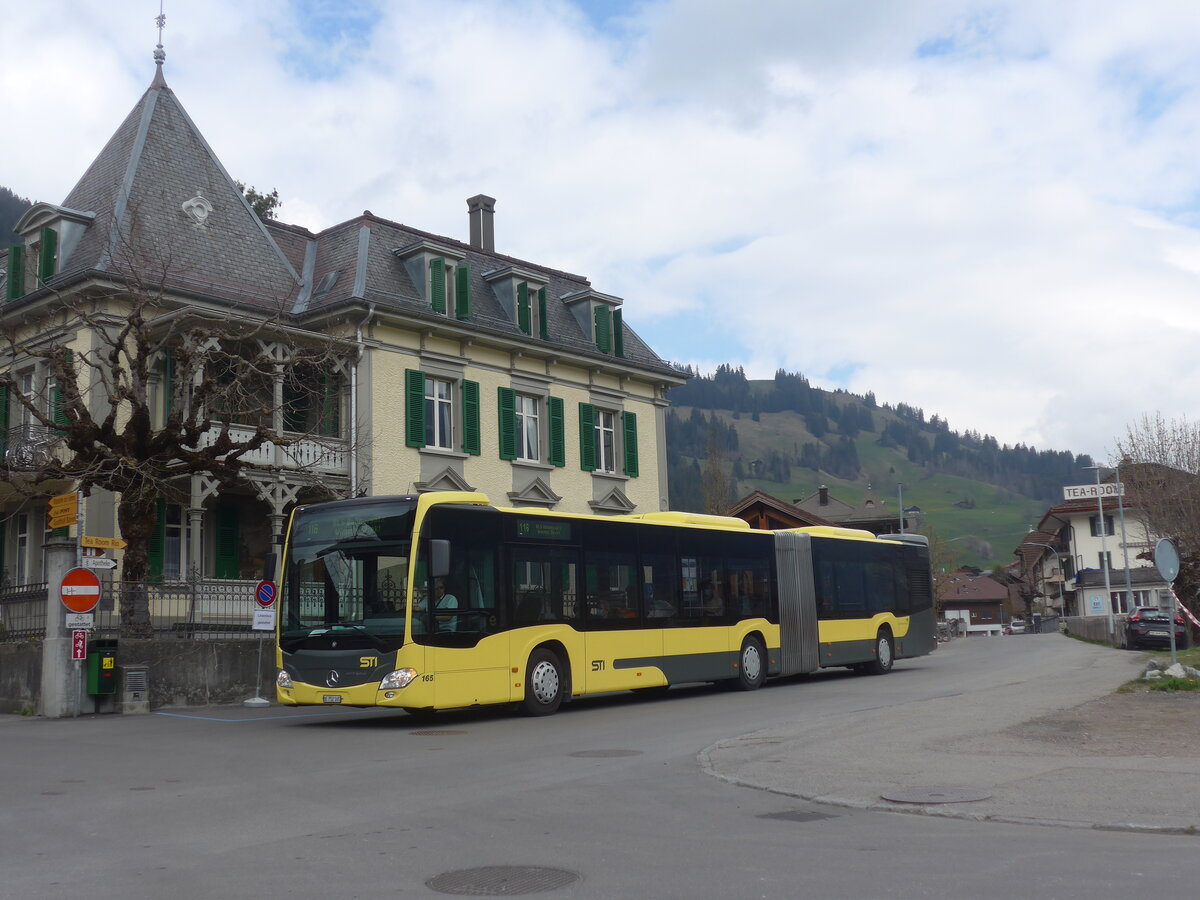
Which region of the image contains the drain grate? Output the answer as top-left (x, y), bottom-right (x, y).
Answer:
top-left (427, 865), bottom-right (580, 896)
top-left (568, 749), bottom-right (642, 758)
top-left (758, 810), bottom-right (834, 823)
top-left (880, 786), bottom-right (993, 804)
top-left (409, 730), bottom-right (468, 736)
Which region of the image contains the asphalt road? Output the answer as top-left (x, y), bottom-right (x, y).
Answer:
top-left (1, 635), bottom-right (1196, 899)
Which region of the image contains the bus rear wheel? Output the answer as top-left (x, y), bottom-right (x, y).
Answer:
top-left (522, 648), bottom-right (565, 716)
top-left (865, 630), bottom-right (894, 675)
top-left (733, 636), bottom-right (767, 691)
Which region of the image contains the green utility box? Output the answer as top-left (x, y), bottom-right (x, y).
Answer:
top-left (86, 640), bottom-right (118, 695)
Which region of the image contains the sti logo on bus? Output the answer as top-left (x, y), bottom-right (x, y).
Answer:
top-left (360, 657), bottom-right (376, 668)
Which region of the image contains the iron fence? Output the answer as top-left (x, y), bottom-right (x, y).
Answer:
top-left (0, 575), bottom-right (266, 642)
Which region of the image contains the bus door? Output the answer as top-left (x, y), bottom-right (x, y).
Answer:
top-left (582, 547), bottom-right (664, 692)
top-left (774, 531), bottom-right (820, 676)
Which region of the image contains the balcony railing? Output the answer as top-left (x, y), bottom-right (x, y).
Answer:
top-left (196, 426), bottom-right (348, 474)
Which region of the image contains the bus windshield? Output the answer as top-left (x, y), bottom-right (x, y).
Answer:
top-left (280, 499), bottom-right (417, 651)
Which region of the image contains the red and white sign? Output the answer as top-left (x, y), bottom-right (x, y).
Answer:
top-left (71, 630), bottom-right (88, 660)
top-left (60, 568), bottom-right (102, 614)
top-left (255, 580), bottom-right (277, 608)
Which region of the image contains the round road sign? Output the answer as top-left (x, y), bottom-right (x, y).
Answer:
top-left (1154, 538), bottom-right (1180, 583)
top-left (60, 567), bottom-right (102, 614)
top-left (255, 580), bottom-right (277, 608)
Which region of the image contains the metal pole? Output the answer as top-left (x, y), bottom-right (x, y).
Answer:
top-left (1090, 466), bottom-right (1116, 642)
top-left (1115, 464), bottom-right (1134, 609)
top-left (897, 483), bottom-right (904, 534)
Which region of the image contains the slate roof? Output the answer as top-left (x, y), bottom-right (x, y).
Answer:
top-left (15, 64), bottom-right (680, 380)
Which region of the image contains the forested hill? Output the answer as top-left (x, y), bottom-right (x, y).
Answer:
top-left (0, 186), bottom-right (31, 246)
top-left (665, 366), bottom-right (1094, 566)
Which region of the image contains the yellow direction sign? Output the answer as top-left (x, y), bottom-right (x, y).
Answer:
top-left (80, 536), bottom-right (127, 550)
top-left (47, 492), bottom-right (79, 530)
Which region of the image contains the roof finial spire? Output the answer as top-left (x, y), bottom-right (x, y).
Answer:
top-left (151, 1), bottom-right (167, 88)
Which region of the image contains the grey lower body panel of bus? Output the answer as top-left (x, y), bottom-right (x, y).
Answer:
top-left (775, 531), bottom-right (821, 676)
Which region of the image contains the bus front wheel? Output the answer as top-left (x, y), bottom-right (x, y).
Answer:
top-left (734, 636), bottom-right (767, 691)
top-left (522, 648), bottom-right (565, 716)
top-left (865, 630), bottom-right (894, 675)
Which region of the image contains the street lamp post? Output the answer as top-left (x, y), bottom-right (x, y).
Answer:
top-left (1115, 461), bottom-right (1135, 611)
top-left (1084, 465), bottom-right (1116, 641)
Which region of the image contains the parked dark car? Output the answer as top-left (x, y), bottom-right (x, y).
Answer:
top-left (1125, 606), bottom-right (1189, 650)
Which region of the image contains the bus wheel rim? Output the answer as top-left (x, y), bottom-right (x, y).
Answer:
top-left (743, 643), bottom-right (762, 682)
top-left (531, 660), bottom-right (560, 703)
top-left (878, 636), bottom-right (892, 667)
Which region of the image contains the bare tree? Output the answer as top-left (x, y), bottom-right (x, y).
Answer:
top-left (1113, 413), bottom-right (1200, 625)
top-left (2, 217), bottom-right (354, 634)
top-left (920, 522), bottom-right (964, 618)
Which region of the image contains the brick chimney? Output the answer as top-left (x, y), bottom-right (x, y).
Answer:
top-left (467, 194), bottom-right (496, 252)
top-left (818, 486), bottom-right (829, 506)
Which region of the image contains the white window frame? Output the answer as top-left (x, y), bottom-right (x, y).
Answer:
top-left (594, 408), bottom-right (617, 474)
top-left (515, 393), bottom-right (540, 462)
top-left (16, 513), bottom-right (30, 586)
top-left (425, 376), bottom-right (454, 450)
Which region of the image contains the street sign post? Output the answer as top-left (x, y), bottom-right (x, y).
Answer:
top-left (1154, 539), bottom-right (1182, 665)
top-left (60, 568), bottom-right (102, 614)
top-left (81, 556), bottom-right (118, 571)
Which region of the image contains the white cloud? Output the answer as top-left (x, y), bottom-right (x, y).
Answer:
top-left (5, 0), bottom-right (1200, 460)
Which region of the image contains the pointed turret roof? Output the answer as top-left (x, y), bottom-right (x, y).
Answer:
top-left (58, 66), bottom-right (300, 308)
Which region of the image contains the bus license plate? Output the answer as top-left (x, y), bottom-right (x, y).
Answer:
top-left (322, 694), bottom-right (343, 704)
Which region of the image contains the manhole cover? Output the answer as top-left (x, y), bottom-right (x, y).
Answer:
top-left (427, 865), bottom-right (580, 895)
top-left (569, 749), bottom-right (642, 758)
top-left (880, 786), bottom-right (993, 804)
top-left (759, 810), bottom-right (834, 823)
top-left (409, 730), bottom-right (468, 736)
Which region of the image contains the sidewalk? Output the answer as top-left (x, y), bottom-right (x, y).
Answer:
top-left (700, 637), bottom-right (1200, 835)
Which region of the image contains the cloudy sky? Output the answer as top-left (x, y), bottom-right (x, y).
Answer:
top-left (4, 0), bottom-right (1199, 461)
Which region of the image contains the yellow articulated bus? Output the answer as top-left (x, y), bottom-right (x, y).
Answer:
top-left (274, 491), bottom-right (935, 716)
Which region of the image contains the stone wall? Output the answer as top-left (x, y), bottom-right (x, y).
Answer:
top-left (0, 638), bottom-right (274, 713)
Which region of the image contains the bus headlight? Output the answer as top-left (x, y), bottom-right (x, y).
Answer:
top-left (380, 668), bottom-right (419, 690)
top-left (277, 670), bottom-right (294, 689)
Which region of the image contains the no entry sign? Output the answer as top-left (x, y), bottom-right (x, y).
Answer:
top-left (60, 568), bottom-right (102, 614)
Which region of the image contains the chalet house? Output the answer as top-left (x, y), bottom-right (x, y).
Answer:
top-left (0, 56), bottom-right (684, 608)
top-left (727, 489), bottom-right (835, 531)
top-left (790, 484), bottom-right (912, 536)
top-left (941, 569), bottom-right (1008, 636)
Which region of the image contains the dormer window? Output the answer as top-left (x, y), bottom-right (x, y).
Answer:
top-left (562, 289), bottom-right (624, 357)
top-left (483, 267), bottom-right (549, 339)
top-left (392, 240), bottom-right (470, 319)
top-left (7, 203), bottom-right (95, 302)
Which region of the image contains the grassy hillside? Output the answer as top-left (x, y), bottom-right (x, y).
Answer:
top-left (680, 405), bottom-right (1048, 570)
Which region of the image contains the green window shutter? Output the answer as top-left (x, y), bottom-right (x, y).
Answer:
top-left (430, 258), bottom-right (446, 313)
top-left (405, 369), bottom-right (426, 447)
top-left (455, 265), bottom-right (471, 319)
top-left (537, 287), bottom-right (549, 340)
top-left (214, 502), bottom-right (240, 579)
top-left (462, 379), bottom-right (481, 455)
top-left (548, 396), bottom-right (565, 467)
top-left (578, 402), bottom-right (596, 472)
top-left (148, 498), bottom-right (167, 582)
top-left (6, 245), bottom-right (24, 302)
top-left (51, 349), bottom-right (74, 431)
top-left (497, 387), bottom-right (517, 461)
top-left (517, 282), bottom-right (531, 334)
top-left (321, 373), bottom-right (340, 437)
top-left (594, 305), bottom-right (611, 354)
top-left (613, 309), bottom-right (624, 358)
top-left (38, 227), bottom-right (58, 282)
top-left (622, 411), bottom-right (639, 477)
